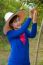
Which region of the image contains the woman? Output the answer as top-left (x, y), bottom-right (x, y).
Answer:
top-left (3, 9), bottom-right (37, 65)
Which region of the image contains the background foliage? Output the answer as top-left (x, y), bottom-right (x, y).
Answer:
top-left (0, 0), bottom-right (43, 35)
top-left (0, 0), bottom-right (43, 65)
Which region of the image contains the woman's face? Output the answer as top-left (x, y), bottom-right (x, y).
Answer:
top-left (11, 16), bottom-right (22, 29)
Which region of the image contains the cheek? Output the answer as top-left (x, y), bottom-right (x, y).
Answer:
top-left (12, 22), bottom-right (21, 28)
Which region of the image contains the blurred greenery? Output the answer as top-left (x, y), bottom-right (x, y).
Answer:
top-left (0, 0), bottom-right (43, 49)
top-left (0, 0), bottom-right (43, 35)
top-left (39, 61), bottom-right (43, 65)
top-left (0, 0), bottom-right (43, 65)
top-left (0, 0), bottom-right (43, 51)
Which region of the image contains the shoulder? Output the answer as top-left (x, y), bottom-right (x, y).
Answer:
top-left (6, 30), bottom-right (14, 35)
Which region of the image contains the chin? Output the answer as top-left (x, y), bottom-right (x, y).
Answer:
top-left (16, 26), bottom-right (21, 29)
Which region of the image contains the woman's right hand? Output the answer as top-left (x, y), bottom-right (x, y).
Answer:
top-left (32, 9), bottom-right (37, 23)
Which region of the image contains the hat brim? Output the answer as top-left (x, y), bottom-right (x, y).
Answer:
top-left (4, 10), bottom-right (26, 32)
top-left (7, 10), bottom-right (26, 24)
top-left (16, 10), bottom-right (26, 22)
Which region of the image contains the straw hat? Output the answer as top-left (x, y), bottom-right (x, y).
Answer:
top-left (4, 10), bottom-right (26, 23)
top-left (3, 10), bottom-right (26, 35)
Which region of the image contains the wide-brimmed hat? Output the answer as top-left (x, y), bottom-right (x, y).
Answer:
top-left (3, 10), bottom-right (26, 34)
top-left (4, 10), bottom-right (26, 24)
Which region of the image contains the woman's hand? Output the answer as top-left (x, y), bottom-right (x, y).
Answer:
top-left (32, 9), bottom-right (37, 23)
top-left (29, 9), bottom-right (33, 19)
top-left (29, 9), bottom-right (38, 23)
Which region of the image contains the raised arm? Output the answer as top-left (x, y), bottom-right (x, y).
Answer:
top-left (26, 9), bottom-right (38, 38)
top-left (26, 23), bottom-right (37, 38)
top-left (6, 18), bottom-right (32, 38)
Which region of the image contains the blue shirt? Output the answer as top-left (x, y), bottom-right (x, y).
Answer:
top-left (6, 18), bottom-right (37, 65)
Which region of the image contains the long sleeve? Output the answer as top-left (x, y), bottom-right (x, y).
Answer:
top-left (7, 18), bottom-right (31, 38)
top-left (26, 23), bottom-right (37, 38)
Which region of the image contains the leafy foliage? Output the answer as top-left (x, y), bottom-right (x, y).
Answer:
top-left (0, 0), bottom-right (43, 35)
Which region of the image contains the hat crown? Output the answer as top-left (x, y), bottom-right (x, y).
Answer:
top-left (4, 12), bottom-right (14, 22)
